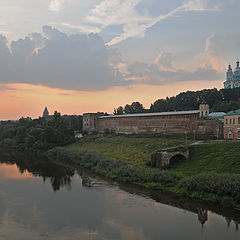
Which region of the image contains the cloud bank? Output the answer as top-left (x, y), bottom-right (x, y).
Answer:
top-left (68, 0), bottom-right (221, 46)
top-left (0, 27), bottom-right (225, 91)
top-left (0, 26), bottom-right (125, 91)
top-left (125, 60), bottom-right (222, 86)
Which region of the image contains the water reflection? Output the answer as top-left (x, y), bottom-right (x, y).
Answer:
top-left (0, 151), bottom-right (239, 240)
top-left (0, 151), bottom-right (75, 191)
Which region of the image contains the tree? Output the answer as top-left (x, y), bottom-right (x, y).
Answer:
top-left (131, 102), bottom-right (145, 113)
top-left (124, 104), bottom-right (134, 114)
top-left (113, 106), bottom-right (124, 115)
top-left (123, 102), bottom-right (145, 114)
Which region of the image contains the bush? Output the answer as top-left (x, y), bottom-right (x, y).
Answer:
top-left (179, 173), bottom-right (240, 205)
top-left (47, 147), bottom-right (181, 186)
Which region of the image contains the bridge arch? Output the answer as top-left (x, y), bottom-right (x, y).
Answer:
top-left (169, 153), bottom-right (187, 165)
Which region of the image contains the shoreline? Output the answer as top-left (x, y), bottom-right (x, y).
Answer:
top-left (46, 145), bottom-right (240, 210)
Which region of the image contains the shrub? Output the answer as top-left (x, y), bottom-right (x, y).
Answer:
top-left (179, 173), bottom-right (240, 205)
top-left (47, 147), bottom-right (181, 186)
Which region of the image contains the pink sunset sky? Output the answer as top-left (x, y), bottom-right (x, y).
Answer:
top-left (0, 0), bottom-right (239, 120)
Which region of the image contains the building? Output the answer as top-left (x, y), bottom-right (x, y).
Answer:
top-left (224, 60), bottom-right (240, 89)
top-left (83, 112), bottom-right (104, 133)
top-left (43, 107), bottom-right (49, 119)
top-left (83, 103), bottom-right (223, 138)
top-left (223, 109), bottom-right (240, 140)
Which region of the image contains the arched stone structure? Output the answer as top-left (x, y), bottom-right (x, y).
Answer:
top-left (150, 149), bottom-right (189, 167)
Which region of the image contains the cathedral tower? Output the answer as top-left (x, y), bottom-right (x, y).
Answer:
top-left (224, 60), bottom-right (240, 89)
top-left (43, 107), bottom-right (49, 119)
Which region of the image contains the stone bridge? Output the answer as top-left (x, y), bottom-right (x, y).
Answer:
top-left (150, 148), bottom-right (189, 168)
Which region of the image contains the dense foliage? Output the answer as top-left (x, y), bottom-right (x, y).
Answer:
top-left (113, 101), bottom-right (146, 115)
top-left (180, 173), bottom-right (240, 207)
top-left (114, 88), bottom-right (240, 114)
top-left (0, 112), bottom-right (82, 151)
top-left (47, 147), bottom-right (181, 187)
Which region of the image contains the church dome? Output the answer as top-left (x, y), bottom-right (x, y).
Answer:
top-left (234, 60), bottom-right (240, 73)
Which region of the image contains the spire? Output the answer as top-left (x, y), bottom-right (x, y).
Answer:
top-left (43, 106), bottom-right (49, 118)
top-left (228, 64), bottom-right (232, 70)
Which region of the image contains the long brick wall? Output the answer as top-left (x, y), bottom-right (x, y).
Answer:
top-left (97, 113), bottom-right (222, 137)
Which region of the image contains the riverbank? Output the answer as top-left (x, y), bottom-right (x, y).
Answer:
top-left (46, 135), bottom-right (240, 209)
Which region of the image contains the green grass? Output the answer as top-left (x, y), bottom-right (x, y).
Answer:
top-left (68, 136), bottom-right (240, 177)
top-left (169, 142), bottom-right (240, 176)
top-left (60, 136), bottom-right (240, 208)
top-left (67, 135), bottom-right (187, 170)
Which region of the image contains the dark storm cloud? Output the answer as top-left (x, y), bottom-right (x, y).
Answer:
top-left (0, 26), bottom-right (126, 91)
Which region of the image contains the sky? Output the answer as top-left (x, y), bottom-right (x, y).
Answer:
top-left (0, 0), bottom-right (239, 119)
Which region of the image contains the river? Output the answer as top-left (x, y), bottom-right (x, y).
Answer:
top-left (0, 152), bottom-right (239, 240)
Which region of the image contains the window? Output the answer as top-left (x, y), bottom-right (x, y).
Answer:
top-left (237, 131), bottom-right (240, 139)
top-left (226, 119), bottom-right (228, 124)
top-left (230, 119), bottom-right (232, 124)
top-left (238, 117), bottom-right (240, 124)
top-left (229, 129), bottom-right (232, 135)
top-left (233, 119), bottom-right (235, 124)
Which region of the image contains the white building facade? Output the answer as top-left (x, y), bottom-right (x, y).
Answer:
top-left (224, 60), bottom-right (240, 89)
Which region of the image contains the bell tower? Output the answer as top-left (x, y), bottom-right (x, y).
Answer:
top-left (43, 107), bottom-right (49, 119)
top-left (199, 101), bottom-right (209, 118)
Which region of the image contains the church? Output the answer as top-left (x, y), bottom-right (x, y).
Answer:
top-left (224, 59), bottom-right (240, 89)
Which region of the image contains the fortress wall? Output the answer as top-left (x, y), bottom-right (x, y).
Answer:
top-left (97, 114), bottom-right (222, 138)
top-left (97, 113), bottom-right (196, 134)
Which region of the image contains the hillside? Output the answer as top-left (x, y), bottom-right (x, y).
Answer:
top-left (66, 134), bottom-right (188, 170)
top-left (67, 136), bottom-right (240, 176)
top-left (169, 142), bottom-right (240, 176)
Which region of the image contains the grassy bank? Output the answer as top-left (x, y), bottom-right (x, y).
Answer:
top-left (66, 134), bottom-right (188, 170)
top-left (169, 142), bottom-right (240, 176)
top-left (47, 135), bottom-right (240, 209)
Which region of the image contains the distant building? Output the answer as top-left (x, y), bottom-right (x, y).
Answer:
top-left (43, 107), bottom-right (49, 119)
top-left (83, 112), bottom-right (104, 133)
top-left (83, 103), bottom-right (223, 139)
top-left (224, 60), bottom-right (240, 89)
top-left (223, 109), bottom-right (240, 140)
top-left (198, 208), bottom-right (208, 225)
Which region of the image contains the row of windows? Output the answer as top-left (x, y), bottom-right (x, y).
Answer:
top-left (225, 117), bottom-right (240, 125)
top-left (224, 128), bottom-right (240, 139)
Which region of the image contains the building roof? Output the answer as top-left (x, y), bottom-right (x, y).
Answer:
top-left (226, 109), bottom-right (240, 116)
top-left (99, 110), bottom-right (200, 119)
top-left (208, 112), bottom-right (226, 117)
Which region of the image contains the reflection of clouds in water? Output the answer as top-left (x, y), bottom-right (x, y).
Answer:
top-left (0, 160), bottom-right (239, 240)
top-left (0, 206), bottom-right (110, 240)
top-left (105, 218), bottom-right (150, 240)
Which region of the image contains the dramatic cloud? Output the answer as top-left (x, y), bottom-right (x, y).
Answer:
top-left (191, 34), bottom-right (240, 72)
top-left (125, 55), bottom-right (222, 85)
top-left (154, 52), bottom-right (175, 71)
top-left (205, 34), bottom-right (240, 60)
top-left (0, 26), bottom-right (125, 91)
top-left (0, 26), bottom-right (225, 91)
top-left (83, 0), bottom-right (221, 46)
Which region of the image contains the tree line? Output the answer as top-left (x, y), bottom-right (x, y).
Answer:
top-left (113, 88), bottom-right (240, 114)
top-left (0, 112), bottom-right (82, 151)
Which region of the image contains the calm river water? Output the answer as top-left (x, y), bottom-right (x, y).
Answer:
top-left (0, 152), bottom-right (239, 240)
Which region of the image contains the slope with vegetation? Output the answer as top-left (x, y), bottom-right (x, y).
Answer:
top-left (47, 134), bottom-right (240, 209)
